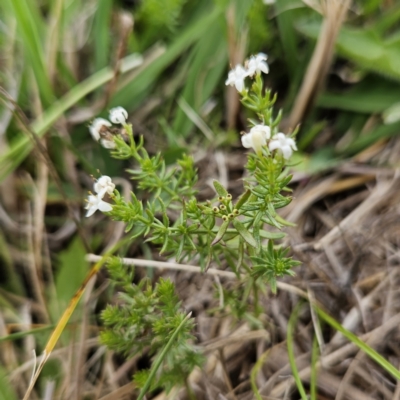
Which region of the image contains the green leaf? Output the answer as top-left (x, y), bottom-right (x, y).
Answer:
top-left (287, 304), bottom-right (309, 400)
top-left (274, 0), bottom-right (304, 75)
top-left (213, 180), bottom-right (228, 198)
top-left (0, 367), bottom-right (17, 400)
top-left (110, 6), bottom-right (222, 109)
top-left (0, 53), bottom-right (143, 182)
top-left (232, 219), bottom-right (257, 248)
top-left (137, 312), bottom-right (193, 400)
top-left (7, 0), bottom-right (54, 106)
top-left (318, 76), bottom-right (400, 113)
top-left (93, 0), bottom-right (113, 72)
top-left (274, 213), bottom-right (296, 227)
top-left (172, 20), bottom-right (227, 137)
top-left (234, 189), bottom-right (251, 210)
top-left (316, 307), bottom-right (400, 381)
top-left (211, 219), bottom-right (230, 245)
top-left (53, 238), bottom-right (88, 318)
top-left (259, 230), bottom-right (286, 240)
top-left (297, 19), bottom-right (400, 81)
top-left (383, 102), bottom-right (400, 124)
top-left (343, 120), bottom-right (400, 156)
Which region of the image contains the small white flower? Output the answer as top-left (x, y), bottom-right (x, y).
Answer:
top-left (85, 194), bottom-right (113, 217)
top-left (268, 133), bottom-right (297, 160)
top-left (225, 65), bottom-right (248, 92)
top-left (241, 125), bottom-right (271, 154)
top-left (247, 53), bottom-right (269, 77)
top-left (109, 106), bottom-right (128, 124)
top-left (94, 175), bottom-right (115, 198)
top-left (89, 118), bottom-right (111, 142)
top-left (100, 139), bottom-right (116, 149)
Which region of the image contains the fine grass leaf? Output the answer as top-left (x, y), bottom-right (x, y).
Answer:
top-left (370, 3), bottom-right (400, 34)
top-left (0, 231), bottom-right (25, 295)
top-left (383, 102), bottom-right (400, 124)
top-left (0, 367), bottom-right (17, 400)
top-left (6, 0), bottom-right (54, 106)
top-left (0, 53), bottom-right (142, 183)
top-left (297, 19), bottom-right (400, 81)
top-left (274, 0), bottom-right (304, 76)
top-left (93, 0), bottom-right (113, 72)
top-left (109, 5), bottom-right (222, 109)
top-left (54, 237), bottom-right (87, 313)
top-left (316, 306), bottom-right (400, 381)
top-left (318, 75), bottom-right (400, 113)
top-left (137, 312), bottom-right (193, 400)
top-left (250, 349), bottom-right (269, 400)
top-left (287, 304), bottom-right (308, 400)
top-left (172, 21), bottom-right (227, 137)
top-left (310, 335), bottom-right (319, 400)
top-left (0, 325), bottom-right (54, 344)
top-left (341, 120), bottom-right (400, 156)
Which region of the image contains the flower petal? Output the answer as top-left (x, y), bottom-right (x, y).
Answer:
top-left (85, 206), bottom-right (97, 217)
top-left (98, 201), bottom-right (113, 213)
top-left (109, 106), bottom-right (128, 124)
top-left (100, 139), bottom-right (116, 149)
top-left (241, 134), bottom-right (253, 148)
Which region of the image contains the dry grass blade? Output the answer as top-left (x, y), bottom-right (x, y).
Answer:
top-left (85, 254), bottom-right (309, 299)
top-left (289, 0), bottom-right (351, 128)
top-left (21, 239), bottom-right (129, 400)
top-left (314, 171), bottom-right (400, 250)
top-left (0, 87), bottom-right (91, 253)
top-left (22, 266), bottom-right (100, 400)
top-left (102, 12), bottom-right (134, 107)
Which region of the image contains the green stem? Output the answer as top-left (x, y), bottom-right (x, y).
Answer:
top-left (316, 307), bottom-right (400, 381)
top-left (137, 312), bottom-right (193, 400)
top-left (253, 280), bottom-right (260, 318)
top-left (287, 304), bottom-right (308, 400)
top-left (310, 335), bottom-right (319, 400)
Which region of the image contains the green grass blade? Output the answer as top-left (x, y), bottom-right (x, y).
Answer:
top-left (316, 307), bottom-right (400, 380)
top-left (287, 304), bottom-right (308, 400)
top-left (0, 54), bottom-right (142, 183)
top-left (93, 0), bottom-right (113, 72)
top-left (0, 325), bottom-right (54, 344)
top-left (342, 120), bottom-right (400, 156)
top-left (0, 367), bottom-right (17, 400)
top-left (250, 349), bottom-right (270, 400)
top-left (110, 6), bottom-right (222, 109)
top-left (275, 0), bottom-right (302, 76)
top-left (297, 19), bottom-right (400, 81)
top-left (318, 76), bottom-right (400, 114)
top-left (371, 3), bottom-right (400, 34)
top-left (310, 335), bottom-right (319, 400)
top-left (172, 21), bottom-right (227, 137)
top-left (7, 0), bottom-right (54, 106)
top-left (137, 312), bottom-right (193, 400)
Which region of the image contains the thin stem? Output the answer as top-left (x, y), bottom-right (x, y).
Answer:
top-left (137, 312), bottom-right (193, 400)
top-left (287, 304), bottom-right (308, 400)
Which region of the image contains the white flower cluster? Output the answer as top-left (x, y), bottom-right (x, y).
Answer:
top-left (89, 107), bottom-right (128, 149)
top-left (85, 175), bottom-right (115, 217)
top-left (241, 124), bottom-right (297, 159)
top-left (225, 53), bottom-right (269, 92)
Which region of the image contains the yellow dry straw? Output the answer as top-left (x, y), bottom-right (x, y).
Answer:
top-left (22, 238), bottom-right (130, 400)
